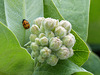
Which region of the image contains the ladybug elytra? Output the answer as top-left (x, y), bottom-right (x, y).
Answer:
top-left (22, 19), bottom-right (30, 29)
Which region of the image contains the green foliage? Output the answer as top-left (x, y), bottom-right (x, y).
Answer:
top-left (44, 0), bottom-right (90, 66)
top-left (0, 22), bottom-right (34, 75)
top-left (44, 0), bottom-right (90, 41)
top-left (88, 0), bottom-right (100, 44)
top-left (69, 30), bottom-right (90, 66)
top-left (82, 52), bottom-right (100, 75)
top-left (33, 60), bottom-right (92, 75)
top-left (4, 0), bottom-right (43, 46)
top-left (0, 0), bottom-right (7, 25)
top-left (0, 0), bottom-right (93, 75)
top-left (73, 72), bottom-right (93, 75)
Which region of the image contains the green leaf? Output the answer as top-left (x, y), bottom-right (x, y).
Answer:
top-left (44, 0), bottom-right (90, 66)
top-left (82, 52), bottom-right (100, 75)
top-left (73, 72), bottom-right (93, 75)
top-left (69, 30), bottom-right (90, 66)
top-left (4, 0), bottom-right (43, 46)
top-left (0, 22), bottom-right (34, 75)
top-left (33, 60), bottom-right (93, 75)
top-left (88, 0), bottom-right (100, 44)
top-left (0, 0), bottom-right (7, 25)
top-left (44, 0), bottom-right (90, 41)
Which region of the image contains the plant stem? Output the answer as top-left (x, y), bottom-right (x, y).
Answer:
top-left (24, 41), bottom-right (31, 47)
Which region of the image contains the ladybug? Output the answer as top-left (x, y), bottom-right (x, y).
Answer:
top-left (22, 19), bottom-right (30, 29)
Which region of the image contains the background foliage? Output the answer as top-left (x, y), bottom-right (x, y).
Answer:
top-left (0, 0), bottom-right (99, 75)
top-left (82, 0), bottom-right (100, 75)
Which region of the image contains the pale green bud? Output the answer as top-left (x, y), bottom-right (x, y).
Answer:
top-left (59, 20), bottom-right (72, 33)
top-left (55, 26), bottom-right (67, 38)
top-left (31, 51), bottom-right (39, 58)
top-left (37, 55), bottom-right (45, 63)
top-left (35, 38), bottom-right (40, 45)
top-left (40, 24), bottom-right (45, 33)
top-left (40, 47), bottom-right (51, 58)
top-left (52, 19), bottom-right (59, 31)
top-left (52, 19), bottom-right (59, 26)
top-left (69, 33), bottom-right (75, 40)
top-left (62, 34), bottom-right (76, 48)
top-left (50, 37), bottom-right (62, 51)
top-left (34, 17), bottom-right (45, 27)
top-left (40, 37), bottom-right (48, 46)
top-left (68, 48), bottom-right (74, 57)
top-left (49, 37), bottom-right (53, 43)
top-left (46, 31), bottom-right (54, 39)
top-left (30, 25), bottom-right (40, 35)
top-left (47, 55), bottom-right (58, 66)
top-left (30, 42), bottom-right (39, 51)
top-left (39, 33), bottom-right (45, 38)
top-left (29, 34), bottom-right (37, 42)
top-left (57, 46), bottom-right (69, 59)
top-left (43, 18), bottom-right (54, 31)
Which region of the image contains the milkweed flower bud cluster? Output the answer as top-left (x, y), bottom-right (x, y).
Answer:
top-left (30, 17), bottom-right (76, 66)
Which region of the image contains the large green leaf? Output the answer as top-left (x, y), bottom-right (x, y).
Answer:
top-left (44, 0), bottom-right (90, 41)
top-left (0, 22), bottom-right (34, 75)
top-left (4, 0), bottom-right (43, 46)
top-left (0, 0), bottom-right (7, 25)
top-left (33, 60), bottom-right (93, 75)
top-left (82, 52), bottom-right (100, 75)
top-left (88, 0), bottom-right (100, 44)
top-left (44, 0), bottom-right (90, 66)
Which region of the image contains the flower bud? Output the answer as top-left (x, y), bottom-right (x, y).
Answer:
top-left (47, 55), bottom-right (58, 66)
top-left (35, 38), bottom-right (40, 45)
top-left (68, 48), bottom-right (74, 57)
top-left (29, 34), bottom-right (37, 42)
top-left (43, 18), bottom-right (54, 31)
top-left (49, 37), bottom-right (53, 43)
top-left (52, 19), bottom-right (59, 31)
top-left (37, 55), bottom-right (45, 63)
top-left (55, 26), bottom-right (67, 38)
top-left (69, 33), bottom-right (75, 40)
top-left (62, 35), bottom-right (76, 48)
top-left (29, 17), bottom-right (76, 66)
top-left (30, 25), bottom-right (40, 35)
top-left (46, 31), bottom-right (54, 39)
top-left (40, 24), bottom-right (45, 33)
top-left (39, 33), bottom-right (45, 38)
top-left (31, 51), bottom-right (39, 58)
top-left (50, 37), bottom-right (62, 51)
top-left (40, 37), bottom-right (48, 46)
top-left (30, 42), bottom-right (39, 51)
top-left (34, 17), bottom-right (45, 27)
top-left (53, 19), bottom-right (59, 26)
top-left (57, 46), bottom-right (69, 59)
top-left (40, 47), bottom-right (51, 58)
top-left (59, 20), bottom-right (72, 33)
